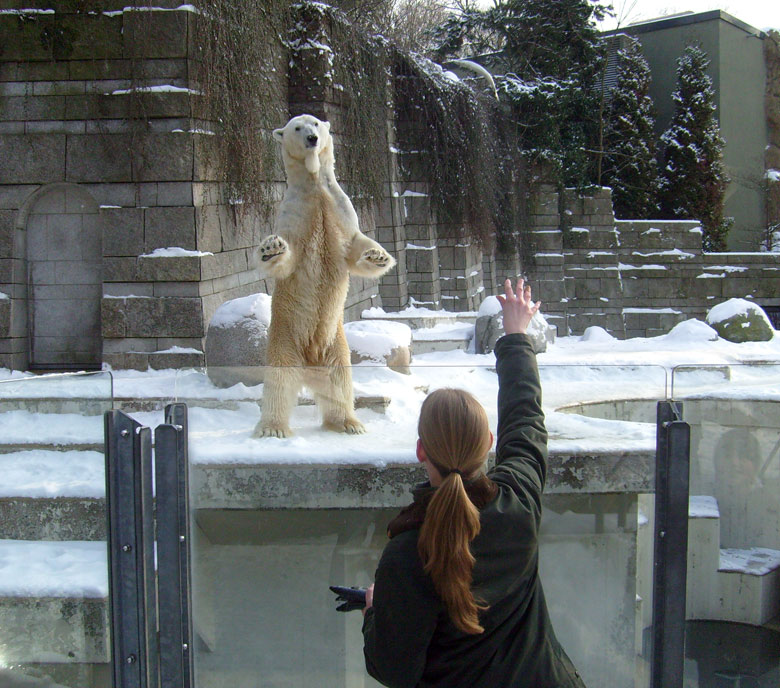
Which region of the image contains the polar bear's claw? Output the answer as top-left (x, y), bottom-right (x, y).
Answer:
top-left (360, 248), bottom-right (390, 266)
top-left (323, 418), bottom-right (366, 435)
top-left (344, 419), bottom-right (366, 435)
top-left (258, 235), bottom-right (289, 263)
top-left (254, 423), bottom-right (292, 439)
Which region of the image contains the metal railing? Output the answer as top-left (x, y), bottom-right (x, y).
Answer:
top-left (105, 403), bottom-right (193, 688)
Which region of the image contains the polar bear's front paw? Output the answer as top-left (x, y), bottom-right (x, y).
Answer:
top-left (258, 235), bottom-right (289, 263)
top-left (360, 248), bottom-right (391, 267)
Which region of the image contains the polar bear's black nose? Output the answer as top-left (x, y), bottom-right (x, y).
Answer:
top-left (306, 134), bottom-right (318, 146)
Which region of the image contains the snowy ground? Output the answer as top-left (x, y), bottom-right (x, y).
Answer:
top-left (0, 318), bottom-right (778, 473)
top-left (0, 318), bottom-right (779, 598)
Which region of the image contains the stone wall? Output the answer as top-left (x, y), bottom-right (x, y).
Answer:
top-left (0, 5), bottom-right (778, 371)
top-left (0, 4), bottom-right (278, 370)
top-left (525, 186), bottom-right (780, 337)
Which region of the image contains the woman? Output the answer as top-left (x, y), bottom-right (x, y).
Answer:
top-left (362, 279), bottom-right (585, 687)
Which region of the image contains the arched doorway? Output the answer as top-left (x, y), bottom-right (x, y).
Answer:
top-left (24, 184), bottom-right (103, 370)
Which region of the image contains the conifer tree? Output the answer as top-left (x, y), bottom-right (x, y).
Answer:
top-left (658, 45), bottom-right (730, 251)
top-left (433, 0), bottom-right (607, 188)
top-left (602, 37), bottom-right (659, 219)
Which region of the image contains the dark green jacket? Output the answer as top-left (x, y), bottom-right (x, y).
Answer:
top-left (362, 333), bottom-right (586, 687)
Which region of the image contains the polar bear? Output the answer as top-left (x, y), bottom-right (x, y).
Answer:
top-left (254, 114), bottom-right (396, 438)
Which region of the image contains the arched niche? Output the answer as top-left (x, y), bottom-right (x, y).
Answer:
top-left (19, 183), bottom-right (103, 370)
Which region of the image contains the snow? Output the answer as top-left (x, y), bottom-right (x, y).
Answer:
top-left (343, 320), bottom-right (412, 360)
top-left (110, 85), bottom-right (201, 96)
top-left (719, 548), bottom-right (780, 576)
top-left (0, 292), bottom-right (8, 300)
top-left (140, 247), bottom-right (213, 258)
top-left (209, 293), bottom-right (271, 329)
top-left (689, 495), bottom-right (719, 519)
top-left (477, 295), bottom-right (502, 317)
top-left (412, 322), bottom-right (474, 341)
top-left (153, 346), bottom-right (202, 355)
top-left (0, 450), bottom-right (104, 498)
top-left (1, 307), bottom-right (780, 598)
top-left (0, 9), bottom-right (55, 14)
top-left (103, 5), bottom-right (198, 17)
top-left (362, 305), bottom-right (476, 320)
top-left (0, 410), bottom-right (102, 445)
top-left (0, 540), bottom-right (107, 598)
top-left (665, 319), bottom-right (719, 342)
top-left (707, 298), bottom-right (772, 327)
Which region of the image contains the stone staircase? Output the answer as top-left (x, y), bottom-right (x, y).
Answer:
top-left (0, 389), bottom-right (109, 687)
top-left (0, 372), bottom-right (402, 687)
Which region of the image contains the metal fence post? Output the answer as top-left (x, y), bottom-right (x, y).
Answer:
top-left (105, 410), bottom-right (159, 688)
top-left (155, 403), bottom-right (194, 688)
top-left (651, 401), bottom-right (691, 688)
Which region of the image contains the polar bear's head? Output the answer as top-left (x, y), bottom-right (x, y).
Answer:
top-left (274, 114), bottom-right (332, 176)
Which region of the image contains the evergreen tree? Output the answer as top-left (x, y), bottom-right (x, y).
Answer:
top-left (658, 45), bottom-right (730, 251)
top-left (433, 0), bottom-right (607, 188)
top-left (602, 37), bottom-right (659, 218)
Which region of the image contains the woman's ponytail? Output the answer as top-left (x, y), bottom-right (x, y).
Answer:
top-left (418, 471), bottom-right (486, 634)
top-left (416, 389), bottom-right (493, 635)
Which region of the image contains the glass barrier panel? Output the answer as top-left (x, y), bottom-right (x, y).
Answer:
top-left (671, 361), bottom-right (780, 399)
top-left (0, 371), bottom-right (114, 687)
top-left (186, 363), bottom-right (663, 688)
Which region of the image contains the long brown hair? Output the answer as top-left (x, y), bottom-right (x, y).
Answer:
top-left (417, 388), bottom-right (493, 634)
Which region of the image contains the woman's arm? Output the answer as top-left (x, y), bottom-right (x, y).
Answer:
top-left (362, 538), bottom-right (440, 688)
top-left (490, 280), bottom-right (548, 515)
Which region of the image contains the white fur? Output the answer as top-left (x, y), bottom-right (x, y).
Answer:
top-left (254, 115), bottom-right (396, 438)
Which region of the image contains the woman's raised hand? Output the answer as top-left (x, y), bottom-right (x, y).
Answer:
top-left (495, 278), bottom-right (541, 336)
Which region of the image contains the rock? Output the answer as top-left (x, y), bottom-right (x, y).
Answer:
top-left (205, 293), bottom-right (271, 388)
top-left (706, 298), bottom-right (775, 343)
top-left (474, 295), bottom-right (555, 354)
top-left (343, 320), bottom-right (412, 374)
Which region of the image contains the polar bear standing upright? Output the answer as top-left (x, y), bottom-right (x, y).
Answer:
top-left (254, 114), bottom-right (396, 438)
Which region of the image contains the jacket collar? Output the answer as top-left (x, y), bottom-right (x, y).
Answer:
top-left (387, 474), bottom-right (498, 539)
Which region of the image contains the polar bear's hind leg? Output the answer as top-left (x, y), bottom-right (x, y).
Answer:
top-left (305, 359), bottom-right (365, 435)
top-left (254, 366), bottom-right (302, 438)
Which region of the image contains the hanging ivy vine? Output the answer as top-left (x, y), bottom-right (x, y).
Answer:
top-left (392, 50), bottom-right (523, 249)
top-left (191, 0), bottom-right (290, 217)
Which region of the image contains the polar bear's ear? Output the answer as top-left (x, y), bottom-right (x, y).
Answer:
top-left (322, 120), bottom-right (331, 132)
top-left (273, 128), bottom-right (284, 141)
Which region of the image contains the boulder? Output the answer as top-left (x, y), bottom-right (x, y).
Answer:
top-left (344, 320), bottom-right (412, 374)
top-left (205, 293), bottom-right (271, 388)
top-left (706, 299), bottom-right (775, 343)
top-left (475, 295), bottom-right (555, 354)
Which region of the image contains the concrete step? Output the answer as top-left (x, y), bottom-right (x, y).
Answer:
top-left (411, 321), bottom-right (474, 355)
top-left (0, 449), bottom-right (106, 540)
top-left (715, 548), bottom-right (780, 625)
top-left (0, 540), bottom-right (108, 665)
top-left (361, 308), bottom-right (477, 331)
top-left (0, 410), bottom-right (104, 454)
top-left (687, 496), bottom-right (722, 620)
top-left (685, 496), bottom-right (780, 625)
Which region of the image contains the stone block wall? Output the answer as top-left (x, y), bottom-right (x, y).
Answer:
top-left (1, 5), bottom-right (778, 371)
top-left (0, 5), bottom-right (275, 370)
top-left (524, 184), bottom-right (780, 337)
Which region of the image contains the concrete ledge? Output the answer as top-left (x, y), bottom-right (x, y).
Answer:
top-left (192, 448), bottom-right (656, 510)
top-left (0, 596), bottom-right (108, 664)
top-left (0, 497), bottom-right (105, 540)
